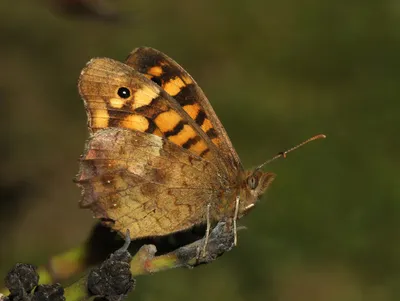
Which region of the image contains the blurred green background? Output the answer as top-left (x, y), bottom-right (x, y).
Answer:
top-left (1, 0), bottom-right (399, 300)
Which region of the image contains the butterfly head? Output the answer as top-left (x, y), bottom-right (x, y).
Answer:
top-left (237, 134), bottom-right (326, 217)
top-left (239, 169), bottom-right (276, 217)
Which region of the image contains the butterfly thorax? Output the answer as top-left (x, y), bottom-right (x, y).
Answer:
top-left (210, 169), bottom-right (275, 224)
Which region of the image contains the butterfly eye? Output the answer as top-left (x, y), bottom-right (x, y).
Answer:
top-left (117, 87), bottom-right (131, 99)
top-left (247, 176), bottom-right (258, 190)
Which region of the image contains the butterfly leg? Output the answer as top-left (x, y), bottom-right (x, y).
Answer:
top-left (233, 195), bottom-right (240, 246)
top-left (201, 203), bottom-right (212, 257)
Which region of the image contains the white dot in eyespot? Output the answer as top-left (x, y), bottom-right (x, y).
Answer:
top-left (117, 87), bottom-right (131, 99)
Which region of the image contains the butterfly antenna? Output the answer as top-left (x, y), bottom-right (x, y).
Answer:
top-left (256, 134), bottom-right (326, 170)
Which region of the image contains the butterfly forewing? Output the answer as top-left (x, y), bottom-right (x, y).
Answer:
top-left (79, 58), bottom-right (218, 160)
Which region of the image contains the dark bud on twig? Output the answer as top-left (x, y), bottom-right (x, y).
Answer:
top-left (32, 284), bottom-right (65, 301)
top-left (5, 264), bottom-right (38, 297)
top-left (88, 231), bottom-right (135, 301)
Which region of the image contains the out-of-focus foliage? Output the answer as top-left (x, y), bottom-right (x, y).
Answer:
top-left (1, 0), bottom-right (399, 300)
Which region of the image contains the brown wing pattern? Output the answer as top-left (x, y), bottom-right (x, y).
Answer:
top-left (78, 58), bottom-right (217, 159)
top-left (76, 128), bottom-right (223, 238)
top-left (125, 47), bottom-right (242, 173)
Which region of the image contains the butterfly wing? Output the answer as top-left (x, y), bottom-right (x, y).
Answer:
top-left (79, 57), bottom-right (221, 161)
top-left (76, 128), bottom-right (223, 238)
top-left (125, 47), bottom-right (243, 174)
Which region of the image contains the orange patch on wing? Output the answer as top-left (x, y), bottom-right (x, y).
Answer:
top-left (91, 108), bottom-right (109, 129)
top-left (183, 103), bottom-right (201, 119)
top-left (168, 124), bottom-right (197, 146)
top-left (163, 75), bottom-right (193, 97)
top-left (148, 66), bottom-right (163, 77)
top-left (120, 114), bottom-right (149, 131)
top-left (132, 85), bottom-right (159, 110)
top-left (189, 140), bottom-right (208, 155)
top-left (154, 110), bottom-right (182, 133)
top-left (109, 97), bottom-right (126, 109)
top-left (212, 137), bottom-right (221, 145)
top-left (200, 118), bottom-right (213, 133)
top-left (182, 75), bottom-right (193, 84)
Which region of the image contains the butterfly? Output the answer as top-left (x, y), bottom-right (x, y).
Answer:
top-left (76, 47), bottom-right (316, 247)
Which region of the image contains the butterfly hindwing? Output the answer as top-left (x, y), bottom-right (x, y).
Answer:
top-left (76, 128), bottom-right (223, 238)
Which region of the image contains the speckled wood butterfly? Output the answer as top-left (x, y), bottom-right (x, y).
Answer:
top-left (76, 47), bottom-right (324, 246)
